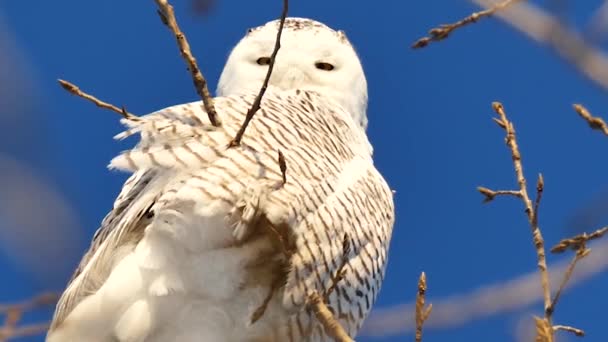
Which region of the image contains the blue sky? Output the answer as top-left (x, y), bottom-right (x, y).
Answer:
top-left (1, 0), bottom-right (607, 341)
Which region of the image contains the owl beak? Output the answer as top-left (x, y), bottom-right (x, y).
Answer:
top-left (271, 62), bottom-right (310, 90)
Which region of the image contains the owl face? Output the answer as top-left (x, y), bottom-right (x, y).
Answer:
top-left (218, 17), bottom-right (369, 130)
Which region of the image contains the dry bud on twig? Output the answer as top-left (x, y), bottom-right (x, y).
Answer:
top-left (551, 226), bottom-right (608, 254)
top-left (573, 104), bottom-right (608, 136)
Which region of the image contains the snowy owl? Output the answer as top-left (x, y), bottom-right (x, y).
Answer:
top-left (47, 17), bottom-right (394, 341)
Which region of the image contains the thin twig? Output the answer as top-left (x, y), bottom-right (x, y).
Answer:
top-left (547, 248), bottom-right (590, 316)
top-left (155, 0), bottom-right (220, 126)
top-left (229, 0), bottom-right (289, 147)
top-left (553, 325), bottom-right (585, 337)
top-left (476, 187), bottom-right (521, 202)
top-left (415, 272), bottom-right (432, 342)
top-left (324, 235), bottom-right (351, 301)
top-left (412, 0), bottom-right (524, 48)
top-left (573, 104), bottom-right (608, 136)
top-left (307, 234), bottom-right (353, 342)
top-left (57, 80), bottom-right (138, 120)
top-left (0, 292), bottom-right (58, 314)
top-left (480, 102), bottom-right (552, 329)
top-left (308, 293), bottom-right (354, 342)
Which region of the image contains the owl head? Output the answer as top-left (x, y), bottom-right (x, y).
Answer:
top-left (218, 17), bottom-right (369, 130)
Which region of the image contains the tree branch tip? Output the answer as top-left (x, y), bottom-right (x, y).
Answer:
top-left (553, 325), bottom-right (585, 337)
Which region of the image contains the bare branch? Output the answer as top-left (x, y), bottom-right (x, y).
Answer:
top-left (573, 104), bottom-right (608, 136)
top-left (412, 0), bottom-right (524, 48)
top-left (229, 0), bottom-right (289, 147)
top-left (481, 102), bottom-right (552, 330)
top-left (155, 0), bottom-right (220, 126)
top-left (415, 272), bottom-right (432, 342)
top-left (57, 79), bottom-right (138, 120)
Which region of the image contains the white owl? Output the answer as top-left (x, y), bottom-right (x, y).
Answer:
top-left (47, 17), bottom-right (394, 342)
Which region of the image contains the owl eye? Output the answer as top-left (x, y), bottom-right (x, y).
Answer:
top-left (315, 62), bottom-right (335, 71)
top-left (256, 57), bottom-right (271, 65)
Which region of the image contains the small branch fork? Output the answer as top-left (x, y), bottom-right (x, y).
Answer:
top-left (480, 103), bottom-right (552, 315)
top-left (412, 0), bottom-right (525, 48)
top-left (573, 104), bottom-right (608, 136)
top-left (154, 0), bottom-right (220, 126)
top-left (229, 0), bottom-right (289, 147)
top-left (414, 272), bottom-right (432, 342)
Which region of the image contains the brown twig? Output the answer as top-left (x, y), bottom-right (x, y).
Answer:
top-left (479, 102), bottom-right (553, 329)
top-left (546, 248), bottom-right (590, 316)
top-left (415, 272), bottom-right (432, 342)
top-left (229, 0), bottom-right (289, 147)
top-left (308, 293), bottom-right (354, 342)
top-left (57, 79), bottom-right (138, 120)
top-left (573, 104), bottom-right (608, 136)
top-left (324, 235), bottom-right (351, 301)
top-left (307, 234), bottom-right (353, 342)
top-left (551, 226), bottom-right (608, 254)
top-left (155, 0), bottom-right (220, 126)
top-left (412, 0), bottom-right (524, 48)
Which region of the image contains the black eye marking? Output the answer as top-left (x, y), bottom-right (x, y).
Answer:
top-left (256, 57), bottom-right (271, 65)
top-left (315, 62), bottom-right (335, 71)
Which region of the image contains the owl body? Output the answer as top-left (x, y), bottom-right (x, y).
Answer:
top-left (48, 18), bottom-right (394, 342)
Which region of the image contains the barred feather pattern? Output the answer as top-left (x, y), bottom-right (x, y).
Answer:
top-left (48, 88), bottom-right (394, 341)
